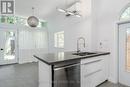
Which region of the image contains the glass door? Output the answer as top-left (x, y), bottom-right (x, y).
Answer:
top-left (0, 30), bottom-right (17, 65)
top-left (119, 22), bottom-right (130, 86)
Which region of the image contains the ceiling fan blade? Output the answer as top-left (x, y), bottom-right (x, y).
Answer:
top-left (72, 11), bottom-right (81, 17)
top-left (75, 14), bottom-right (81, 17)
top-left (57, 8), bottom-right (66, 13)
top-left (67, 11), bottom-right (74, 15)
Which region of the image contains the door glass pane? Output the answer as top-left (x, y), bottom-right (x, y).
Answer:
top-left (127, 28), bottom-right (130, 71)
top-left (4, 31), bottom-right (15, 60)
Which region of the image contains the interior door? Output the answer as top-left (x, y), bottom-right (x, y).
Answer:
top-left (0, 29), bottom-right (17, 65)
top-left (119, 22), bottom-right (130, 86)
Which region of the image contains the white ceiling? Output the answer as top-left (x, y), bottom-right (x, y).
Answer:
top-left (15, 0), bottom-right (75, 19)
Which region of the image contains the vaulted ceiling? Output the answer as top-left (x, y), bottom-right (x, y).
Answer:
top-left (15, 0), bottom-right (75, 19)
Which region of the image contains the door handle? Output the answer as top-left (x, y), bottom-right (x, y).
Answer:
top-left (54, 63), bottom-right (80, 71)
top-left (0, 48), bottom-right (4, 51)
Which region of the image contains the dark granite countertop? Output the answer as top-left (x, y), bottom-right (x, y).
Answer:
top-left (34, 51), bottom-right (110, 65)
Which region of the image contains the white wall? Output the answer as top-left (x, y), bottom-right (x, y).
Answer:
top-left (47, 0), bottom-right (92, 53)
top-left (92, 0), bottom-right (130, 83)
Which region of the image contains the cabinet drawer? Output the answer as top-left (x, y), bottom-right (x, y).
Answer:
top-left (81, 56), bottom-right (109, 87)
top-left (81, 59), bottom-right (103, 77)
top-left (82, 70), bottom-right (103, 87)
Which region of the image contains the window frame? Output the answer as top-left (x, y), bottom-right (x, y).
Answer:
top-left (120, 4), bottom-right (130, 21)
top-left (54, 31), bottom-right (64, 48)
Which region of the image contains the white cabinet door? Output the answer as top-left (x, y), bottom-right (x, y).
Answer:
top-left (81, 56), bottom-right (108, 87)
top-left (39, 61), bottom-right (52, 87)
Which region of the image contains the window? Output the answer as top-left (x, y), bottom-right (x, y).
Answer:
top-left (0, 15), bottom-right (47, 28)
top-left (54, 31), bottom-right (64, 48)
top-left (120, 6), bottom-right (130, 21)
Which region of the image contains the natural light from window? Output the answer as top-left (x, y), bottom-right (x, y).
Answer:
top-left (54, 31), bottom-right (64, 48)
top-left (127, 28), bottom-right (130, 71)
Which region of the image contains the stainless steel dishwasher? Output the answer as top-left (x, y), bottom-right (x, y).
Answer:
top-left (53, 61), bottom-right (80, 87)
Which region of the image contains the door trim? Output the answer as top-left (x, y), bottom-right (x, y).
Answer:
top-left (117, 20), bottom-right (130, 85)
top-left (110, 20), bottom-right (130, 83)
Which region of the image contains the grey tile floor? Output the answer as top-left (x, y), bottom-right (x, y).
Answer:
top-left (98, 82), bottom-right (129, 87)
top-left (0, 62), bottom-right (129, 87)
top-left (0, 63), bottom-right (38, 87)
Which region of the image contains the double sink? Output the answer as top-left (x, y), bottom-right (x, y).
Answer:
top-left (72, 52), bottom-right (97, 56)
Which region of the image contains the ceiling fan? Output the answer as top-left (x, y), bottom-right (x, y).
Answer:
top-left (57, 0), bottom-right (82, 17)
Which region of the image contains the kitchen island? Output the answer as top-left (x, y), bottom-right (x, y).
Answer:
top-left (34, 51), bottom-right (110, 87)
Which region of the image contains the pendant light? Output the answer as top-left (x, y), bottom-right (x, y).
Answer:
top-left (27, 7), bottom-right (39, 27)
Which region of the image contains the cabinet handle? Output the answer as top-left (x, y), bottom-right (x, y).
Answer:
top-left (84, 69), bottom-right (102, 77)
top-left (82, 59), bottom-right (102, 65)
top-left (54, 63), bottom-right (80, 71)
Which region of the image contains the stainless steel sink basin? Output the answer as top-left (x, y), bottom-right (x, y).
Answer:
top-left (72, 52), bottom-right (97, 56)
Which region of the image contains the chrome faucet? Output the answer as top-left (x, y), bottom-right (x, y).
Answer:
top-left (77, 37), bottom-right (85, 53)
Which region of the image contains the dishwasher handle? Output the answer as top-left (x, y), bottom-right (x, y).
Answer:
top-left (54, 63), bottom-right (80, 71)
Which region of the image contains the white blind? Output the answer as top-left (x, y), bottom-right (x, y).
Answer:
top-left (19, 29), bottom-right (48, 50)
